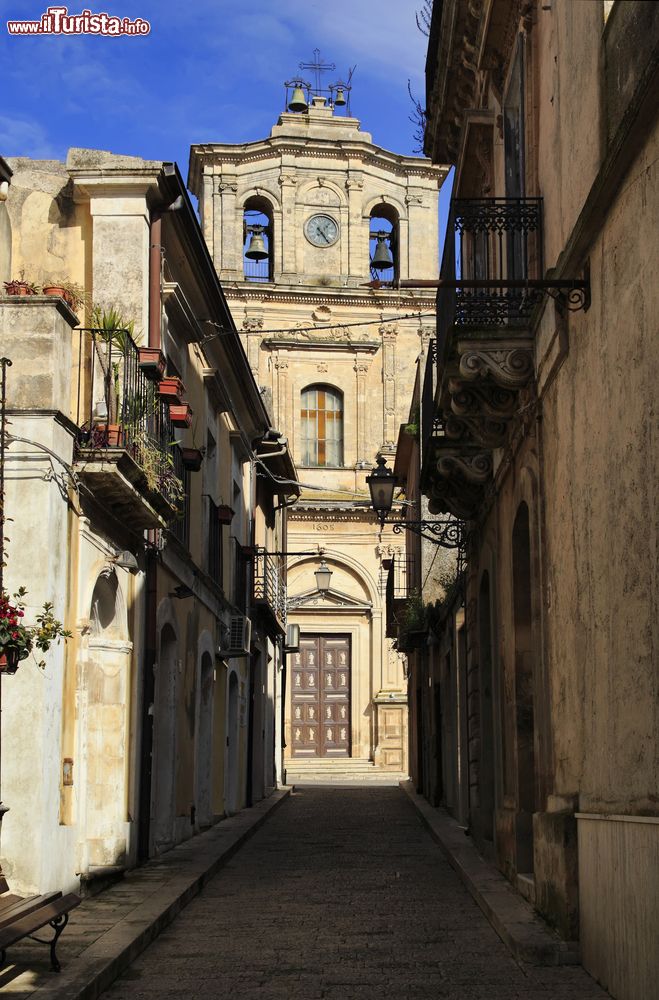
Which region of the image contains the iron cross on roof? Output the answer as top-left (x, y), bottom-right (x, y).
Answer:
top-left (299, 48), bottom-right (335, 93)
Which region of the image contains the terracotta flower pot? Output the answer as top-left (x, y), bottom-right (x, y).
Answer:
top-left (179, 446), bottom-right (203, 471)
top-left (0, 649), bottom-right (22, 674)
top-left (96, 423), bottom-right (123, 447)
top-left (158, 376), bottom-right (186, 402)
top-left (42, 285), bottom-right (68, 301)
top-left (169, 402), bottom-right (193, 429)
top-left (216, 504), bottom-right (235, 524)
top-left (138, 347), bottom-right (166, 381)
top-left (3, 281), bottom-right (37, 296)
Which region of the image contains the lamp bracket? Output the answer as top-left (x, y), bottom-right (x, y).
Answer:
top-left (390, 518), bottom-right (463, 548)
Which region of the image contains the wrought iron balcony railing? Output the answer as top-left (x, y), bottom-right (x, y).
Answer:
top-left (437, 197), bottom-right (544, 363)
top-left (253, 547), bottom-right (286, 629)
top-left (73, 327), bottom-right (183, 516)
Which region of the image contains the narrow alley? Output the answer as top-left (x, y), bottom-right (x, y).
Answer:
top-left (100, 785), bottom-right (608, 1000)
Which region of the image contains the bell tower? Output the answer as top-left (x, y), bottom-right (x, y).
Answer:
top-left (189, 61), bottom-right (447, 774)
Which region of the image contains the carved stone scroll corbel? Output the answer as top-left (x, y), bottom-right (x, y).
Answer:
top-left (458, 347), bottom-right (534, 388)
top-left (437, 452), bottom-right (492, 484)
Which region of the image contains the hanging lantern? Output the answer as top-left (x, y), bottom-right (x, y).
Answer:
top-left (314, 558), bottom-right (333, 592)
top-left (366, 456), bottom-right (397, 523)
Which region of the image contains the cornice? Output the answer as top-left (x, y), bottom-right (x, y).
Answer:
top-left (223, 285), bottom-right (436, 310)
top-left (188, 137), bottom-right (442, 194)
top-left (263, 338), bottom-right (380, 353)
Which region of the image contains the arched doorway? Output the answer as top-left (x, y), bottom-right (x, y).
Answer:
top-left (478, 570), bottom-right (495, 844)
top-left (195, 651), bottom-right (214, 828)
top-left (83, 568), bottom-right (132, 870)
top-left (226, 671), bottom-right (240, 814)
top-left (152, 623), bottom-right (177, 852)
top-left (512, 502), bottom-right (536, 874)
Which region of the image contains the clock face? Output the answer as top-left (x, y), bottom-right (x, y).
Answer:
top-left (305, 214), bottom-right (339, 247)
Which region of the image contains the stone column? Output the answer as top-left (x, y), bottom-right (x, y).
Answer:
top-left (354, 359), bottom-right (370, 463)
top-left (381, 323), bottom-right (398, 449)
top-left (216, 177), bottom-right (241, 281)
top-left (242, 316), bottom-right (263, 378)
top-left (346, 174), bottom-right (365, 279)
top-left (274, 356), bottom-right (289, 436)
top-left (278, 173), bottom-right (298, 280)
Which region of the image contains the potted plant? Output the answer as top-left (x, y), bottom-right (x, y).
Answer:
top-left (3, 274), bottom-right (38, 296)
top-left (169, 401), bottom-right (193, 428)
top-left (43, 278), bottom-right (87, 312)
top-left (89, 305), bottom-right (140, 443)
top-left (158, 376), bottom-right (185, 402)
top-left (0, 588), bottom-right (71, 674)
top-left (216, 504), bottom-right (235, 524)
top-left (179, 446), bottom-right (203, 471)
top-left (138, 346), bottom-right (166, 381)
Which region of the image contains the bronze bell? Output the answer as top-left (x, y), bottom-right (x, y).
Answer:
top-left (245, 228), bottom-right (268, 261)
top-left (334, 87), bottom-right (346, 107)
top-left (288, 86), bottom-right (308, 113)
top-left (371, 235), bottom-right (393, 271)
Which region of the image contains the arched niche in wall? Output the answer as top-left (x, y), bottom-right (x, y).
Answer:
top-left (152, 620), bottom-right (178, 853)
top-left (195, 646), bottom-right (215, 829)
top-left (82, 566), bottom-right (132, 871)
top-left (242, 195), bottom-right (274, 282)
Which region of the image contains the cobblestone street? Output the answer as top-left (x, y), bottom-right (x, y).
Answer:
top-left (101, 786), bottom-right (608, 1000)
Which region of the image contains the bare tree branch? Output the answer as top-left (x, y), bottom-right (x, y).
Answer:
top-left (416, 0), bottom-right (433, 37)
top-left (407, 80), bottom-right (427, 154)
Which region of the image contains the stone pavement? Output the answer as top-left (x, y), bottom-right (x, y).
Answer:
top-left (97, 785), bottom-right (609, 1000)
top-left (0, 789), bottom-right (290, 999)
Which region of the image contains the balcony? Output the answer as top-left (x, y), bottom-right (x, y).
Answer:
top-left (385, 555), bottom-right (415, 639)
top-left (420, 197), bottom-right (548, 518)
top-left (437, 197), bottom-right (543, 370)
top-left (253, 547), bottom-right (286, 632)
top-left (73, 328), bottom-right (184, 529)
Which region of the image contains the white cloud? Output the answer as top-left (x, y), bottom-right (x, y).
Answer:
top-left (0, 114), bottom-right (59, 158)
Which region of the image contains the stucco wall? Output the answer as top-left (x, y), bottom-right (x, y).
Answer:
top-left (540, 117), bottom-right (658, 813)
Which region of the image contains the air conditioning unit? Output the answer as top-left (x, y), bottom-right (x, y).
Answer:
top-left (219, 615), bottom-right (252, 657)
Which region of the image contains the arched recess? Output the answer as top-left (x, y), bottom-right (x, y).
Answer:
top-left (225, 668), bottom-right (241, 815)
top-left (242, 194), bottom-right (275, 282)
top-left (82, 567), bottom-right (132, 870)
top-left (287, 548), bottom-right (380, 610)
top-left (297, 176), bottom-right (347, 208)
top-left (369, 202), bottom-right (400, 281)
top-left (194, 631), bottom-right (215, 829)
top-left (512, 500), bottom-right (536, 875)
top-left (152, 618), bottom-right (178, 853)
top-left (477, 569), bottom-right (495, 843)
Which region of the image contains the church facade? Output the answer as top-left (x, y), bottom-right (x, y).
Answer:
top-left (189, 91), bottom-right (445, 772)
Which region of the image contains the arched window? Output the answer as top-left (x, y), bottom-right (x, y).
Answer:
top-left (369, 204), bottom-right (399, 281)
top-left (243, 196), bottom-right (273, 282)
top-left (300, 385), bottom-right (343, 467)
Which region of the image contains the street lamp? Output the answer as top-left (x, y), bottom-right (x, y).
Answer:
top-left (366, 457), bottom-right (465, 549)
top-left (314, 558), bottom-right (333, 592)
top-left (366, 455), bottom-right (397, 525)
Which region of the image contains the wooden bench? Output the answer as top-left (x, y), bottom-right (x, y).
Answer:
top-left (0, 876), bottom-right (80, 972)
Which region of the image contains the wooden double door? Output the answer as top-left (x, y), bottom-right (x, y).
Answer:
top-left (291, 636), bottom-right (351, 757)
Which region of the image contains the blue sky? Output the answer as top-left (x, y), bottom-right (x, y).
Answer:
top-left (2, 0), bottom-right (431, 176)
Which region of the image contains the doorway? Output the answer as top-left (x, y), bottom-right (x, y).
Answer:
top-left (291, 636), bottom-right (351, 757)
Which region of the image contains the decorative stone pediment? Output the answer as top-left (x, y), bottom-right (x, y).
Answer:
top-left (288, 587), bottom-right (372, 611)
